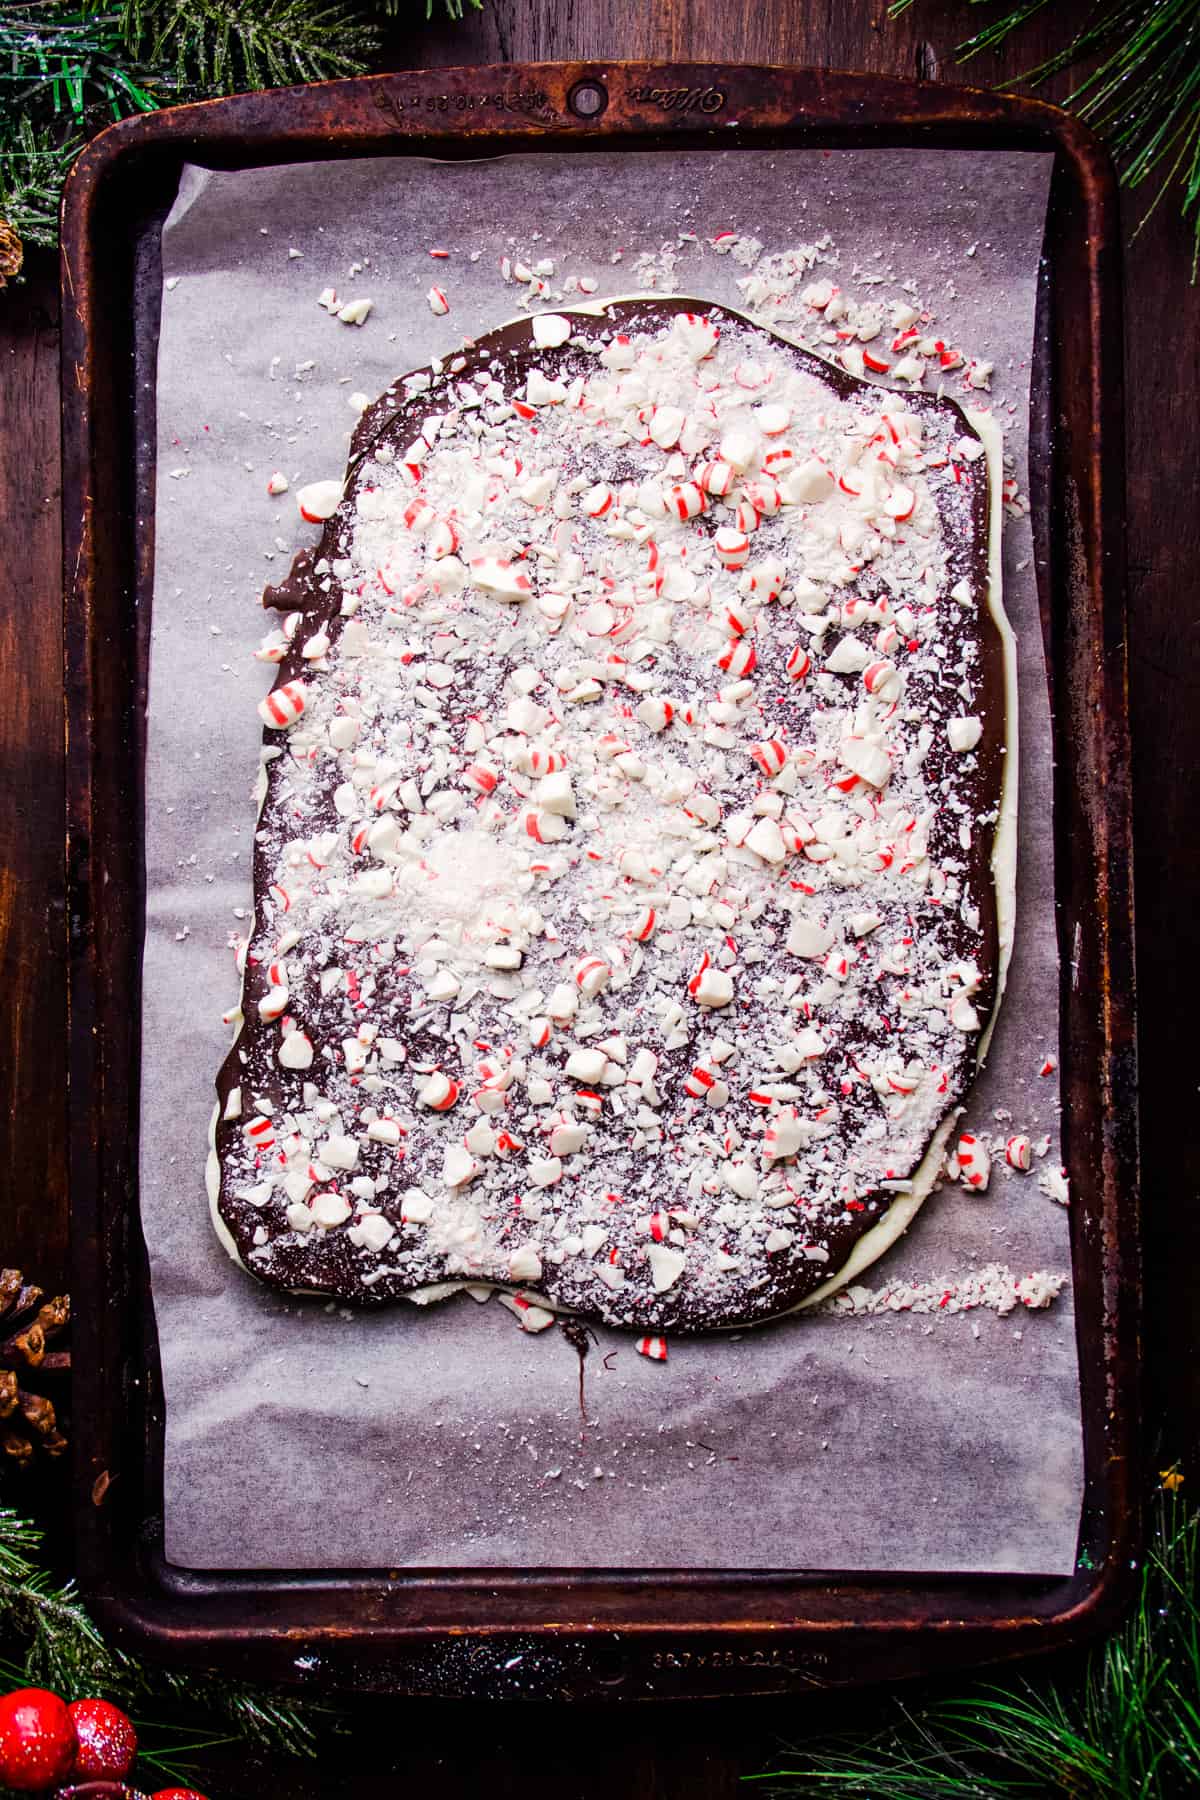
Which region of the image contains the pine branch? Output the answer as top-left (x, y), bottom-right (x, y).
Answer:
top-left (0, 8), bottom-right (164, 121)
top-left (751, 1477), bottom-right (1200, 1800)
top-left (886, 0), bottom-right (1200, 274)
top-left (0, 116), bottom-right (80, 248)
top-left (117, 0), bottom-right (379, 92)
top-left (0, 1505), bottom-right (329, 1769)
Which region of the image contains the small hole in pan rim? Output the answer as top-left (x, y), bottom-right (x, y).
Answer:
top-left (568, 79), bottom-right (608, 121)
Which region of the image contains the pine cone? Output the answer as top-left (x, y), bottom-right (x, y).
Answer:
top-left (0, 217), bottom-right (22, 289)
top-left (0, 1271), bottom-right (70, 1469)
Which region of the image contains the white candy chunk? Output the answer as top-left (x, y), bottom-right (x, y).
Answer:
top-left (824, 635), bottom-right (872, 674)
top-left (550, 1121), bottom-right (589, 1155)
top-left (532, 312), bottom-right (572, 348)
top-left (442, 1145), bottom-right (480, 1188)
top-left (296, 480), bottom-right (342, 522)
top-left (352, 1213), bottom-right (395, 1253)
top-left (367, 1118), bottom-right (402, 1146)
top-left (266, 470), bottom-right (289, 496)
top-left (722, 1161), bottom-right (759, 1200)
top-left (754, 402), bottom-right (790, 435)
top-left (338, 297), bottom-right (373, 325)
top-left (647, 1244), bottom-right (686, 1293)
top-left (527, 370), bottom-right (567, 406)
top-left (693, 967), bottom-right (734, 1008)
top-left (840, 737), bottom-right (892, 789)
top-left (719, 428), bottom-right (757, 471)
top-left (320, 1134), bottom-right (358, 1170)
top-left (471, 555), bottom-right (533, 600)
top-left (950, 990), bottom-right (982, 1032)
top-left (745, 817), bottom-right (788, 864)
top-left (311, 1192), bottom-right (352, 1228)
top-left (786, 918), bottom-right (833, 959)
top-left (565, 1047), bottom-right (607, 1083)
top-left (484, 945), bottom-right (523, 970)
top-left (257, 985), bottom-right (289, 1023)
top-left (538, 770), bottom-right (576, 817)
top-left (793, 1027), bottom-right (827, 1061)
top-left (850, 911), bottom-right (882, 938)
top-left (278, 1030), bottom-right (313, 1070)
top-left (509, 1245), bottom-right (543, 1283)
top-left (948, 716), bottom-right (983, 753)
top-left (401, 1191), bottom-right (434, 1224)
top-left (328, 715), bottom-right (359, 750)
top-left (649, 405), bottom-right (685, 448)
top-left (782, 458), bottom-right (834, 504)
top-left (528, 1156), bottom-right (563, 1188)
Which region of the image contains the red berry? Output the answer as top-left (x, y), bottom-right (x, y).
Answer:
top-left (68, 1698), bottom-right (138, 1779)
top-left (0, 1686), bottom-right (78, 1790)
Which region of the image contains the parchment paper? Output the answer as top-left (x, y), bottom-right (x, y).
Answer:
top-left (145, 147), bottom-right (1081, 1572)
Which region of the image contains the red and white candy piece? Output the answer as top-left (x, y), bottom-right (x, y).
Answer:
top-left (689, 960), bottom-right (734, 1008)
top-left (464, 762), bottom-right (500, 795)
top-left (863, 659), bottom-right (902, 701)
top-left (1005, 1134), bottom-right (1032, 1172)
top-left (672, 311), bottom-right (720, 359)
top-left (631, 906), bottom-right (657, 941)
top-left (583, 482), bottom-right (615, 518)
top-left (668, 481), bottom-right (706, 521)
top-left (636, 696), bottom-right (675, 733)
top-left (258, 681), bottom-right (308, 730)
top-left (957, 1132), bottom-right (991, 1191)
top-left (243, 1115), bottom-right (275, 1151)
top-left (696, 458), bottom-right (736, 497)
top-left (714, 527), bottom-right (750, 569)
top-left (266, 470), bottom-right (289, 496)
top-left (427, 286), bottom-right (450, 315)
top-left (523, 807), bottom-right (567, 845)
top-left (574, 955), bottom-right (612, 998)
top-left (418, 1072), bottom-right (460, 1111)
top-left (717, 638), bottom-right (757, 678)
top-left (750, 739), bottom-right (787, 778)
top-left (636, 1335), bottom-right (669, 1362)
top-left (296, 479), bottom-right (341, 522)
top-left (884, 484), bottom-right (916, 521)
top-left (786, 644), bottom-right (812, 682)
top-left (428, 519), bottom-right (459, 559)
top-left (258, 985), bottom-right (289, 1021)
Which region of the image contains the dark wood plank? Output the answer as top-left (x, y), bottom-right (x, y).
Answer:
top-left (0, 262), bottom-right (67, 1294)
top-left (1, 1), bottom-right (1194, 1794)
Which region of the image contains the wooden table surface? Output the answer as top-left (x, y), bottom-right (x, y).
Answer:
top-left (1, 0), bottom-right (1195, 1792)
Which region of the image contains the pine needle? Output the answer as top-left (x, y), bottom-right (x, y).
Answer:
top-left (750, 1479), bottom-right (1200, 1800)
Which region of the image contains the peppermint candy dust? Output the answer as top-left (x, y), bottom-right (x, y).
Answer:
top-left (211, 298), bottom-right (1009, 1332)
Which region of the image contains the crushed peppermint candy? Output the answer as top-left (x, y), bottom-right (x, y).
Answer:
top-left (825, 1262), bottom-right (1067, 1317)
top-left (213, 297), bottom-right (1007, 1332)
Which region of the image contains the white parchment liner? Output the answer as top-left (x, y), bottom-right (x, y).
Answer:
top-left (144, 146), bottom-right (1081, 1572)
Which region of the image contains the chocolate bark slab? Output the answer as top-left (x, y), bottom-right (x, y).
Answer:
top-left (211, 297), bottom-right (1009, 1332)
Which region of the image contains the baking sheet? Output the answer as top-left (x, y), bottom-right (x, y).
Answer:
top-left (144, 145), bottom-right (1080, 1572)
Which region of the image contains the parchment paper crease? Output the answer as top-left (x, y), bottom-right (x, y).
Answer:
top-left (144, 147), bottom-right (1081, 1572)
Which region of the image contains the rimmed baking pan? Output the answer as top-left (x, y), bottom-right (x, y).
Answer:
top-left (61, 61), bottom-right (1137, 1699)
